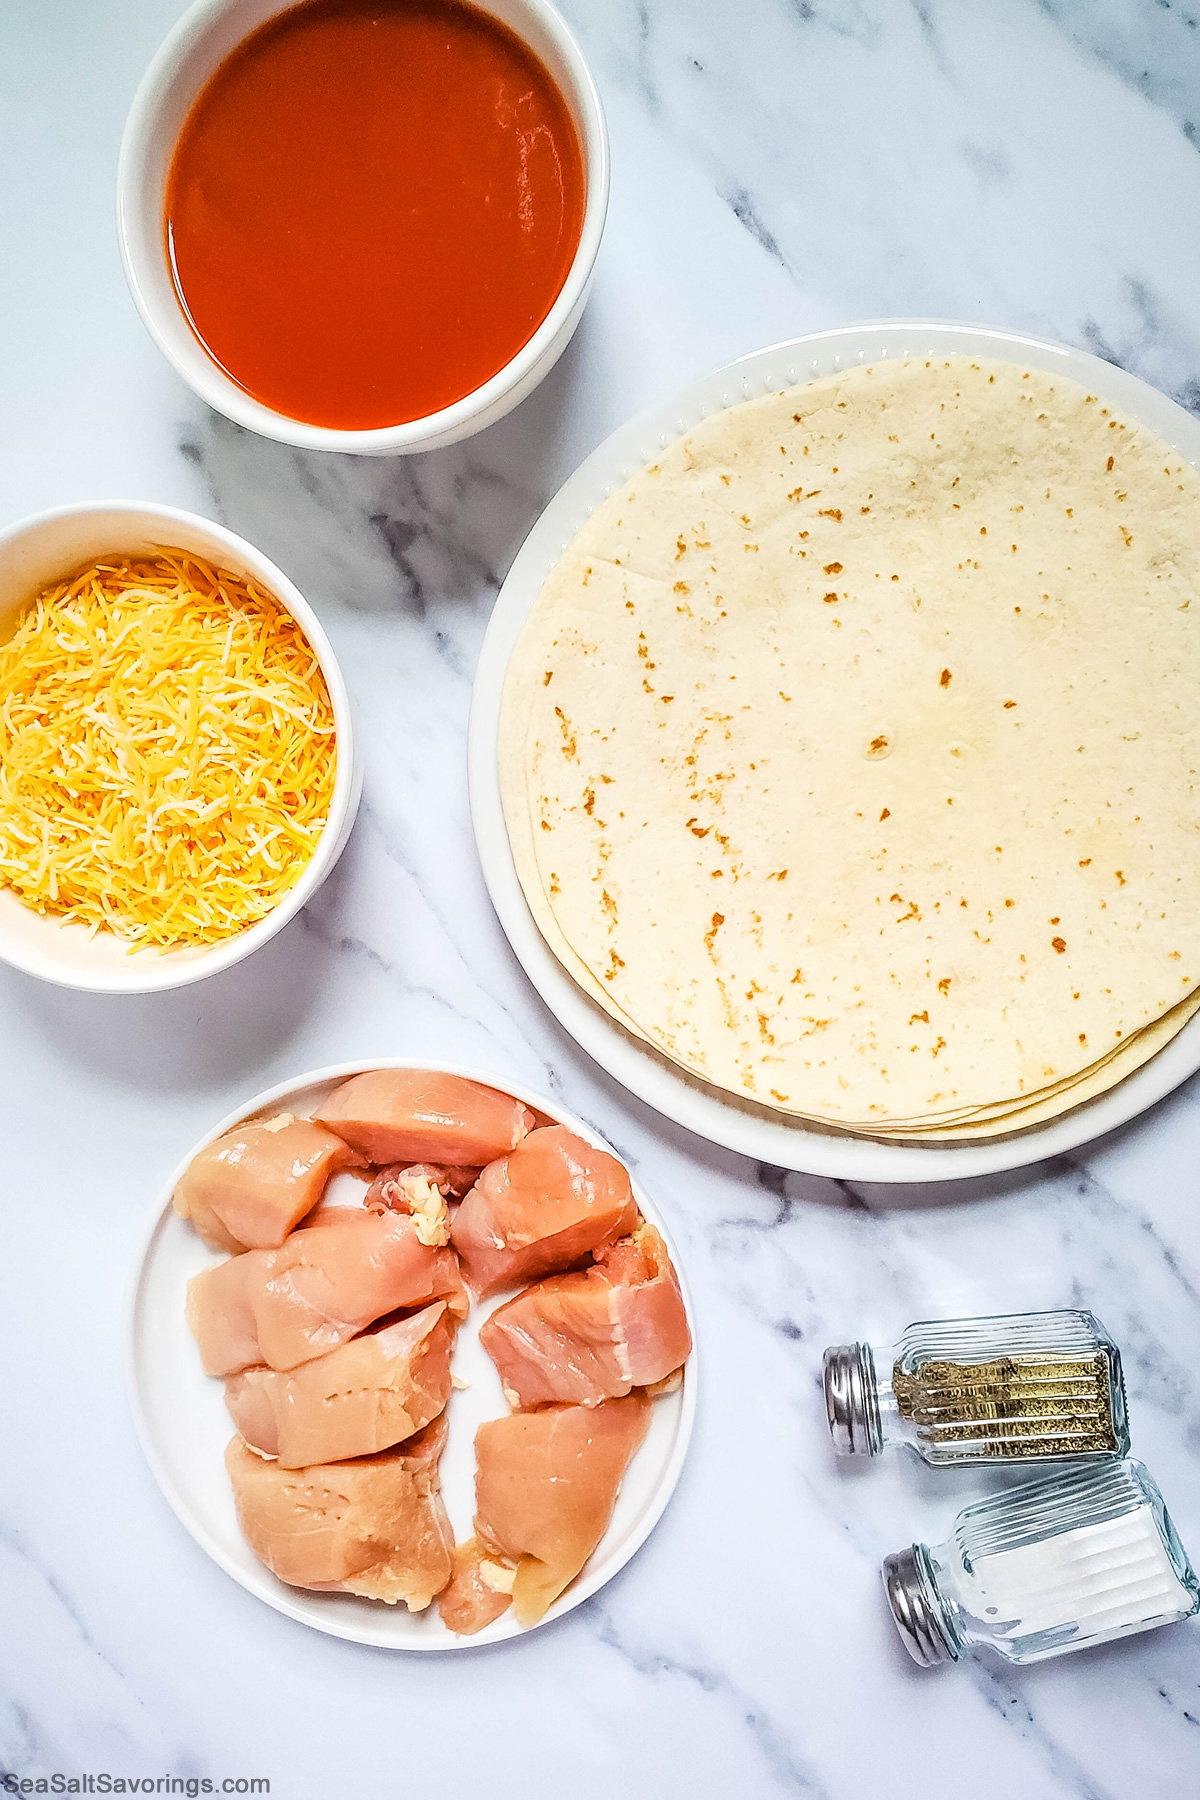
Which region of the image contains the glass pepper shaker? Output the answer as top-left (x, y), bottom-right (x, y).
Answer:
top-left (883, 1458), bottom-right (1199, 1666)
top-left (823, 1308), bottom-right (1129, 1465)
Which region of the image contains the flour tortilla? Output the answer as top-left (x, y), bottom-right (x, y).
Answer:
top-left (500, 357), bottom-right (1200, 1132)
top-left (504, 616), bottom-right (1200, 1136)
top-left (875, 987), bottom-right (1200, 1139)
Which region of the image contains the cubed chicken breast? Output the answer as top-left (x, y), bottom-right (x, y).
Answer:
top-left (451, 1126), bottom-right (640, 1298)
top-left (226, 1416), bottom-right (454, 1610)
top-left (479, 1223), bottom-right (691, 1407)
top-left (436, 1536), bottom-right (516, 1636)
top-left (224, 1300), bottom-right (455, 1467)
top-left (365, 1161), bottom-right (478, 1207)
top-left (315, 1069), bottom-right (534, 1166)
top-left (362, 1167), bottom-right (453, 1247)
top-left (187, 1209), bottom-right (467, 1376)
top-left (187, 1246), bottom-right (259, 1376)
top-left (173, 1113), bottom-right (360, 1252)
top-left (472, 1394), bottom-right (650, 1626)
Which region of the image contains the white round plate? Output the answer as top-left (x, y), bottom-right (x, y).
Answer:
top-left (128, 1059), bottom-right (695, 1650)
top-left (468, 319), bottom-right (1200, 1182)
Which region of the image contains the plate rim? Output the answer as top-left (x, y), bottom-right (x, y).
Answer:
top-left (468, 317), bottom-right (1200, 1182)
top-left (125, 1056), bottom-right (698, 1652)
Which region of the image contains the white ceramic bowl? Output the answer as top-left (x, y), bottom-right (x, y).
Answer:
top-left (117, 0), bottom-right (608, 455)
top-left (128, 1059), bottom-right (696, 1649)
top-left (0, 501), bottom-right (361, 993)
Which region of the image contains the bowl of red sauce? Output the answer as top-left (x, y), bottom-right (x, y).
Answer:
top-left (118, 0), bottom-right (606, 453)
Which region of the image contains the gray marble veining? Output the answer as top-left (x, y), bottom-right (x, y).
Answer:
top-left (2, 1), bottom-right (1199, 1797)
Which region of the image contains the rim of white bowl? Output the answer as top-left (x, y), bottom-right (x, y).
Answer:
top-left (126, 1057), bottom-right (698, 1650)
top-left (0, 500), bottom-right (360, 993)
top-left (116, 0), bottom-right (610, 455)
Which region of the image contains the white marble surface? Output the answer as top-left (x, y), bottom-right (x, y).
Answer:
top-left (3, 1), bottom-right (1200, 1795)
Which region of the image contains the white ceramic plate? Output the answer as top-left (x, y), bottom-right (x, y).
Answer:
top-left (127, 1060), bottom-right (695, 1650)
top-left (468, 319), bottom-right (1200, 1182)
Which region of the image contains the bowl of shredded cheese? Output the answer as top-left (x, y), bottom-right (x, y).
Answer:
top-left (0, 502), bottom-right (360, 991)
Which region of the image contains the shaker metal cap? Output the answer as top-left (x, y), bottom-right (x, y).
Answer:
top-left (882, 1546), bottom-right (955, 1667)
top-left (822, 1342), bottom-right (879, 1456)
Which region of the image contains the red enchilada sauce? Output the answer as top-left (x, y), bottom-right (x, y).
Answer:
top-left (165, 0), bottom-right (585, 430)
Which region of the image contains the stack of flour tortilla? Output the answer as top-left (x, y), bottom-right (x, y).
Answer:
top-left (498, 357), bottom-right (1200, 1140)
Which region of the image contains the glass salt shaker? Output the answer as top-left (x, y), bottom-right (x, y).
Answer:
top-left (823, 1308), bottom-right (1129, 1466)
top-left (883, 1458), bottom-right (1199, 1666)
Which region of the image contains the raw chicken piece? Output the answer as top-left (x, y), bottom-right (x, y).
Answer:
top-left (365, 1163), bottom-right (479, 1204)
top-left (472, 1394), bottom-right (650, 1626)
top-left (297, 1188), bottom-right (371, 1229)
top-left (226, 1415), bottom-right (454, 1609)
top-left (187, 1209), bottom-right (467, 1376)
top-left (451, 1126), bottom-right (639, 1298)
top-left (437, 1537), bottom-right (515, 1636)
top-left (363, 1167), bottom-right (453, 1247)
top-left (225, 1300), bottom-right (455, 1467)
top-left (173, 1113), bottom-right (360, 1252)
top-left (315, 1069), bottom-right (534, 1166)
top-left (479, 1223), bottom-right (691, 1407)
top-left (187, 1248), bottom-right (259, 1375)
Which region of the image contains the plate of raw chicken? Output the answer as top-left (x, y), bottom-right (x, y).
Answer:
top-left (128, 1061), bottom-right (695, 1649)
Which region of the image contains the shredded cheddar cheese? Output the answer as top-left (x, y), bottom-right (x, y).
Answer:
top-left (0, 553), bottom-right (336, 948)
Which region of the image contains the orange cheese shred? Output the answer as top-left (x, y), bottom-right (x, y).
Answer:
top-left (0, 552), bottom-right (336, 949)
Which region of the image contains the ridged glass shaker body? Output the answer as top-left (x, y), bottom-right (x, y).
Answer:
top-left (883, 1459), bottom-right (1199, 1666)
top-left (823, 1309), bottom-right (1129, 1466)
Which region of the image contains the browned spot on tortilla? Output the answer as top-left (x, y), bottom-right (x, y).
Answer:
top-left (554, 707), bottom-right (576, 759)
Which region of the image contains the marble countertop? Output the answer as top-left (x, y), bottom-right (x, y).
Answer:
top-left (3, 2), bottom-right (1200, 1796)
